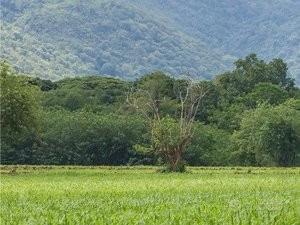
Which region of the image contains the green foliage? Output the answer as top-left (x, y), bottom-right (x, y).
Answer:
top-left (152, 117), bottom-right (181, 150)
top-left (131, 72), bottom-right (205, 172)
top-left (243, 83), bottom-right (289, 107)
top-left (0, 0), bottom-right (228, 80)
top-left (158, 161), bottom-right (186, 173)
top-left (42, 76), bottom-right (128, 111)
top-left (194, 81), bottom-right (220, 122)
top-left (1, 55), bottom-right (299, 166)
top-left (2, 0), bottom-right (300, 84)
top-left (231, 104), bottom-right (298, 166)
top-left (209, 54), bottom-right (296, 133)
top-left (136, 72), bottom-right (175, 99)
top-left (3, 0), bottom-right (300, 84)
top-left (136, 0), bottom-right (300, 85)
top-left (37, 110), bottom-right (148, 165)
top-left (185, 124), bottom-right (232, 166)
top-left (0, 62), bottom-right (40, 164)
top-left (29, 77), bottom-right (58, 91)
top-left (214, 54), bottom-right (294, 105)
top-left (0, 61), bottom-right (39, 133)
top-left (151, 117), bottom-right (188, 171)
top-left (209, 102), bottom-right (246, 131)
top-left (234, 55), bottom-right (293, 89)
top-left (133, 72), bottom-right (178, 118)
top-left (281, 98), bottom-right (300, 164)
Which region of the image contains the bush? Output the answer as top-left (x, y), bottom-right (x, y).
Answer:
top-left (185, 124), bottom-right (232, 166)
top-left (231, 103), bottom-right (298, 166)
top-left (24, 109), bottom-right (149, 165)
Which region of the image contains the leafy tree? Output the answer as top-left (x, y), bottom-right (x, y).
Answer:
top-left (134, 72), bottom-right (177, 117)
top-left (231, 104), bottom-right (298, 166)
top-left (214, 70), bottom-right (247, 104)
top-left (0, 61), bottom-right (40, 164)
top-left (194, 81), bottom-right (220, 123)
top-left (281, 98), bottom-right (300, 164)
top-left (234, 54), bottom-right (294, 89)
top-left (64, 90), bottom-right (85, 111)
top-left (128, 75), bottom-right (208, 172)
top-left (29, 77), bottom-right (58, 91)
top-left (42, 76), bottom-right (128, 111)
top-left (38, 110), bottom-right (148, 165)
top-left (185, 124), bottom-right (231, 166)
top-left (0, 62), bottom-right (38, 133)
top-left (243, 83), bottom-right (289, 108)
top-left (151, 117), bottom-right (185, 171)
top-left (215, 54), bottom-right (294, 104)
top-left (268, 59), bottom-right (294, 90)
top-left (1, 55), bottom-right (298, 167)
top-left (209, 102), bottom-right (246, 131)
top-left (136, 71), bottom-right (175, 98)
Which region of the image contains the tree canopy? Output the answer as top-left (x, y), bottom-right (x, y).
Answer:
top-left (1, 55), bottom-right (299, 167)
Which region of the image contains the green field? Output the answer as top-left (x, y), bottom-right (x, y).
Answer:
top-left (0, 166), bottom-right (299, 225)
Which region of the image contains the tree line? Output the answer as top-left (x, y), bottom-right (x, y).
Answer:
top-left (1, 54), bottom-right (300, 169)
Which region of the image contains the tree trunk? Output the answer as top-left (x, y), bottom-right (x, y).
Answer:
top-left (167, 147), bottom-right (185, 172)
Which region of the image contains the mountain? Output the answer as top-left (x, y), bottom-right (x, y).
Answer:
top-left (1, 0), bottom-right (299, 84)
top-left (136, 0), bottom-right (300, 81)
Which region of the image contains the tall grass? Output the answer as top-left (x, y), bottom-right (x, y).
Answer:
top-left (0, 166), bottom-right (299, 225)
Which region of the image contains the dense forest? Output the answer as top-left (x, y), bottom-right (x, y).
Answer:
top-left (1, 54), bottom-right (300, 167)
top-left (1, 0), bottom-right (299, 84)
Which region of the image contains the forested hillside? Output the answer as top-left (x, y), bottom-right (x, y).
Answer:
top-left (0, 0), bottom-right (229, 80)
top-left (134, 0), bottom-right (300, 73)
top-left (1, 0), bottom-right (299, 84)
top-left (1, 55), bottom-right (300, 166)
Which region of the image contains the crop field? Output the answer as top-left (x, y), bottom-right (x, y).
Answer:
top-left (0, 166), bottom-right (299, 225)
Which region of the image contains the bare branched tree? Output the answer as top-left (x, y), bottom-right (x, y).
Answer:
top-left (127, 75), bottom-right (208, 172)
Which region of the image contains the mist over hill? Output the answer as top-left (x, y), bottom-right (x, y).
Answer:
top-left (1, 0), bottom-right (299, 83)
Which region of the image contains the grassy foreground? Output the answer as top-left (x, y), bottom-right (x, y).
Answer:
top-left (0, 166), bottom-right (299, 225)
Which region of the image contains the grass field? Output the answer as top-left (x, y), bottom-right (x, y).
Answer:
top-left (0, 166), bottom-right (299, 225)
